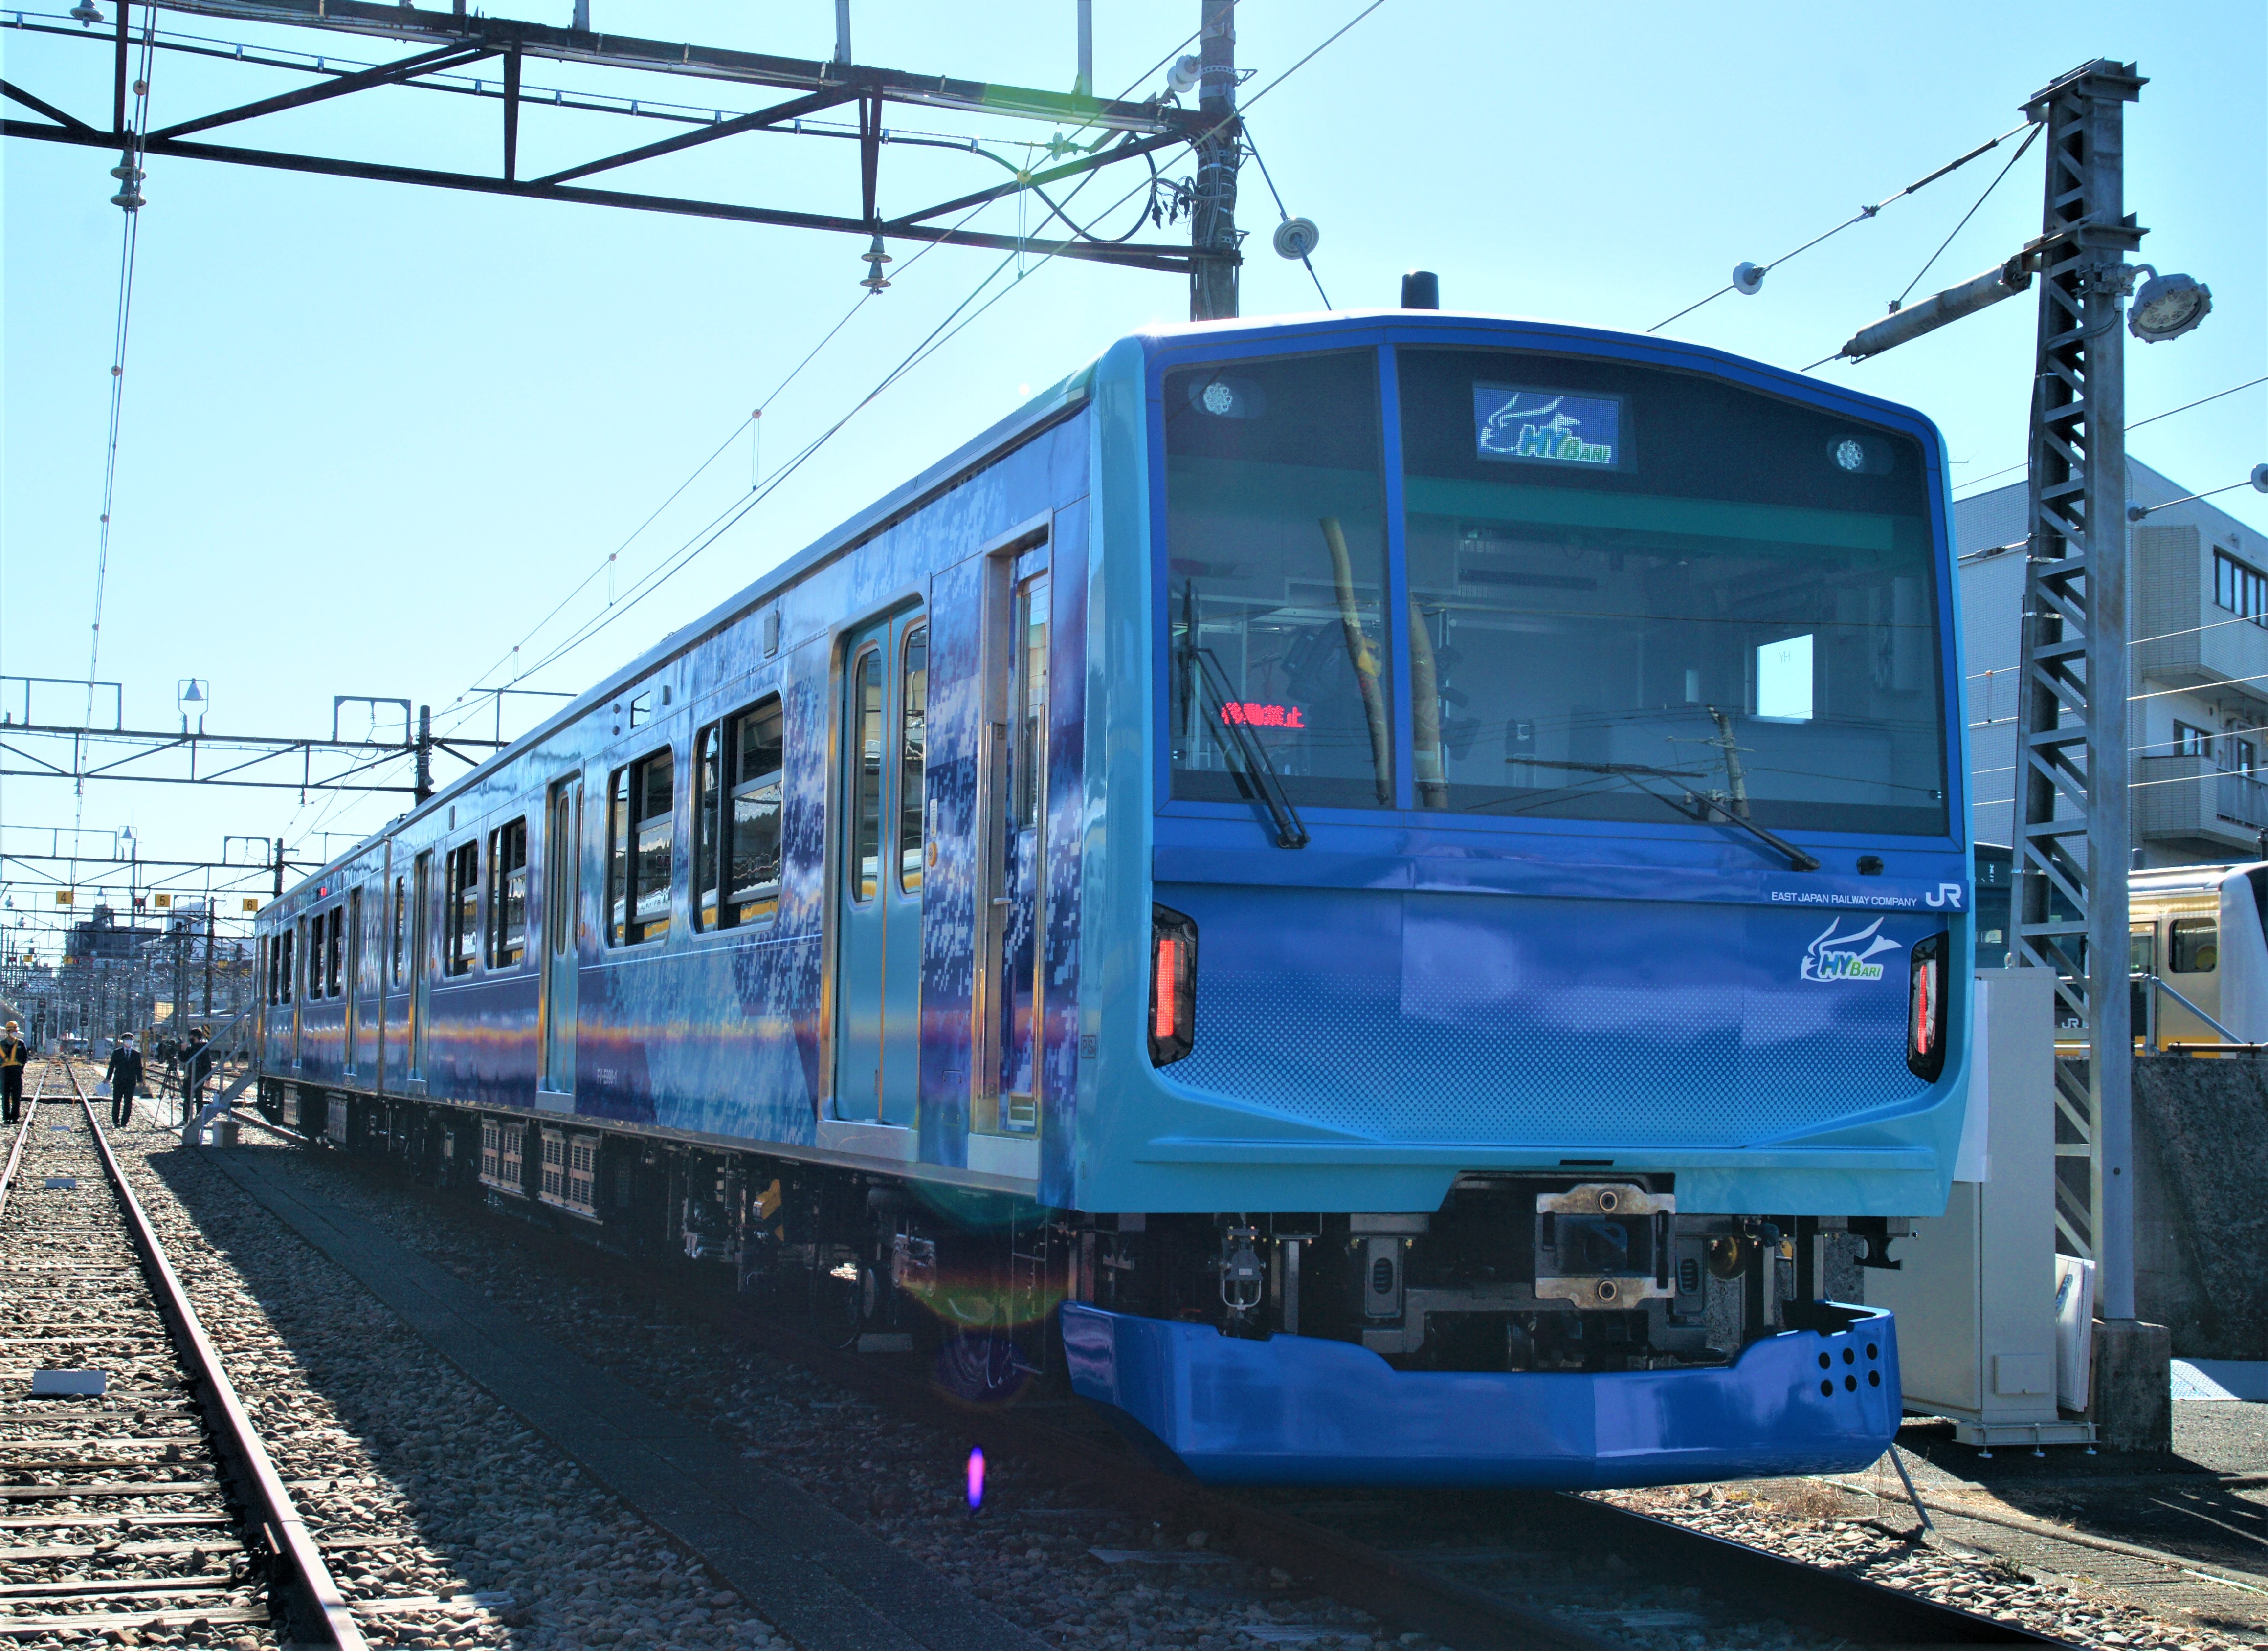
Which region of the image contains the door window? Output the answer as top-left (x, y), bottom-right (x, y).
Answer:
top-left (391, 875), bottom-right (407, 984)
top-left (900, 626), bottom-right (928, 892)
top-left (849, 648), bottom-right (884, 903)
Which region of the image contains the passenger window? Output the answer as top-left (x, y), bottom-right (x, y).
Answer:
top-left (444, 841), bottom-right (480, 976)
top-left (694, 697), bottom-right (785, 931)
top-left (900, 625), bottom-right (928, 892)
top-left (2171, 917), bottom-right (2218, 974)
top-left (488, 817), bottom-right (529, 967)
top-left (850, 648), bottom-right (883, 902)
top-left (608, 748), bottom-right (675, 944)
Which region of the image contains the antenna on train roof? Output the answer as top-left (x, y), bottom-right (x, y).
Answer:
top-left (1401, 271), bottom-right (1439, 309)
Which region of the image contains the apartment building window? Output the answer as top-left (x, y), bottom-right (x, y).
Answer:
top-left (2173, 721), bottom-right (2213, 759)
top-left (2215, 550), bottom-right (2268, 627)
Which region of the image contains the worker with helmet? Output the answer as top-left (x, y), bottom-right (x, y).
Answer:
top-left (0, 1021), bottom-right (25, 1123)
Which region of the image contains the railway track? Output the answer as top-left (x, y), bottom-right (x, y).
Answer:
top-left (225, 1115), bottom-right (2085, 1651)
top-left (0, 1060), bottom-right (359, 1649)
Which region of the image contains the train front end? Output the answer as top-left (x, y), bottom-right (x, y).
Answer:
top-left (1067, 312), bottom-right (1970, 1488)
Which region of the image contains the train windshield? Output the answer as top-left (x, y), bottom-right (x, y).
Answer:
top-left (1163, 350), bottom-right (1395, 809)
top-left (1161, 345), bottom-right (1950, 836)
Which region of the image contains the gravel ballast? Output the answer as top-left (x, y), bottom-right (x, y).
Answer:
top-left (93, 1120), bottom-right (2268, 1651)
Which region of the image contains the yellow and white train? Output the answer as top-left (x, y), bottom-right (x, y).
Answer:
top-left (2127, 862), bottom-right (2268, 1049)
top-left (1978, 847), bottom-right (2268, 1049)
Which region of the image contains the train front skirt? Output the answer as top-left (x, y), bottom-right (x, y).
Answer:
top-left (1061, 1303), bottom-right (1902, 1489)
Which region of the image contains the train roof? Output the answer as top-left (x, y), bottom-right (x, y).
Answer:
top-left (2132, 862), bottom-right (2268, 900)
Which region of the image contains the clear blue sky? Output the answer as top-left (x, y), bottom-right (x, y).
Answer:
top-left (3, 0), bottom-right (2263, 935)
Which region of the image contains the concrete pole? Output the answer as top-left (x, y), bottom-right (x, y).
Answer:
top-left (1188, 0), bottom-right (1239, 321)
top-left (1075, 0), bottom-right (1093, 97)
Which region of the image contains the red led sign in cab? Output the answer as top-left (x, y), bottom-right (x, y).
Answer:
top-left (1220, 702), bottom-right (1305, 729)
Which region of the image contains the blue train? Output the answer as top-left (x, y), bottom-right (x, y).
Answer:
top-left (252, 301), bottom-right (1971, 1488)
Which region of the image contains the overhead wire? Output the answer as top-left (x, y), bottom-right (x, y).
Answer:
top-left (440, 19), bottom-right (1235, 740)
top-left (69, 4), bottom-right (157, 902)
top-left (466, 6), bottom-right (1390, 712)
top-left (439, 192), bottom-right (1024, 740)
top-left (500, 176), bottom-right (1154, 689)
top-left (1888, 122), bottom-right (2041, 311)
top-left (1647, 117), bottom-right (2037, 335)
top-left (1240, 127), bottom-right (1330, 308)
top-left (1955, 376), bottom-right (2268, 495)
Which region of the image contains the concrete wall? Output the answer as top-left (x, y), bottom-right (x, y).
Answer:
top-left (2134, 1054), bottom-right (2268, 1358)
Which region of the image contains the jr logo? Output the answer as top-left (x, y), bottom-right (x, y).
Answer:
top-left (1923, 882), bottom-right (1966, 910)
top-left (1801, 917), bottom-right (1903, 983)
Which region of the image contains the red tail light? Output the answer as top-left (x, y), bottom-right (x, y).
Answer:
top-left (1150, 904), bottom-right (1198, 1066)
top-left (1907, 932), bottom-right (1947, 1080)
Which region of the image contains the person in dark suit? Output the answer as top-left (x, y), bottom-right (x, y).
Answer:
top-left (182, 1028), bottom-right (213, 1127)
top-left (105, 1035), bottom-right (144, 1128)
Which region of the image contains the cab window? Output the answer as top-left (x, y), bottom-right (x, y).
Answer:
top-left (2171, 917), bottom-right (2218, 974)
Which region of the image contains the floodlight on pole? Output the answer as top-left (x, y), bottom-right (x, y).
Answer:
top-left (2126, 266), bottom-right (2211, 342)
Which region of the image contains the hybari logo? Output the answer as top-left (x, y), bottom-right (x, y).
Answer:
top-left (1801, 917), bottom-right (1903, 983)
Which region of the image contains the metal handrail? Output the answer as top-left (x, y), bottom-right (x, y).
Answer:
top-left (2133, 970), bottom-right (2244, 1046)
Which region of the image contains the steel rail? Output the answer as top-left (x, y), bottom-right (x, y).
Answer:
top-left (0, 1061), bottom-right (44, 1217)
top-left (362, 1159), bottom-right (2075, 1651)
top-left (64, 1060), bottom-right (368, 1650)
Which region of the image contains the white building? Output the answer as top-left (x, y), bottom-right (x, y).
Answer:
top-left (1958, 460), bottom-right (2268, 868)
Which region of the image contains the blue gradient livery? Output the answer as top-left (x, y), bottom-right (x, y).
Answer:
top-left (254, 309), bottom-right (1969, 1487)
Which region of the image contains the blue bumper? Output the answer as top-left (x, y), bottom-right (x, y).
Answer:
top-left (1062, 1303), bottom-right (1902, 1489)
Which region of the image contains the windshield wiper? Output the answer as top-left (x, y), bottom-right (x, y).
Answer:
top-left (1530, 759), bottom-right (1821, 872)
top-left (1181, 643), bottom-right (1310, 849)
top-left (1681, 789), bottom-right (1821, 873)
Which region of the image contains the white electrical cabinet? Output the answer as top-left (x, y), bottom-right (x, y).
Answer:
top-left (1864, 968), bottom-right (2096, 1449)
